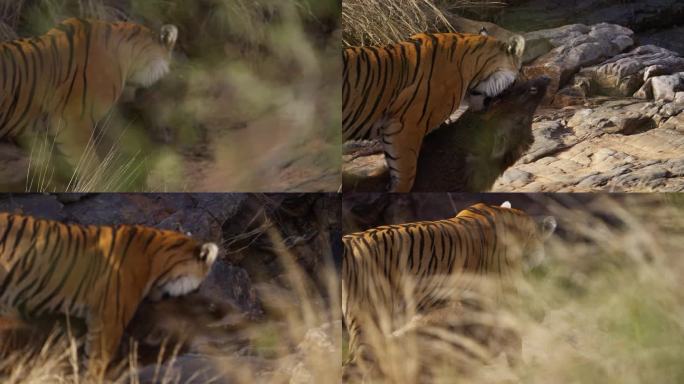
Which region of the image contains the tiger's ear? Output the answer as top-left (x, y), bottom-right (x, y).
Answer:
top-left (160, 25), bottom-right (178, 49)
top-left (479, 27), bottom-right (488, 37)
top-left (501, 201), bottom-right (512, 209)
top-left (200, 243), bottom-right (219, 265)
top-left (507, 35), bottom-right (525, 58)
top-left (540, 216), bottom-right (557, 240)
top-left (492, 130), bottom-right (508, 159)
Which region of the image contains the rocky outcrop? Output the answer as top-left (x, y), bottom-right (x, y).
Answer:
top-left (522, 23), bottom-right (635, 104)
top-left (636, 72), bottom-right (684, 102)
top-left (342, 77), bottom-right (549, 192)
top-left (483, 10), bottom-right (684, 192)
top-left (494, 98), bottom-right (684, 192)
top-left (573, 45), bottom-right (684, 99)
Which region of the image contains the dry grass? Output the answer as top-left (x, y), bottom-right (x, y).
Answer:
top-left (342, 194), bottom-right (684, 383)
top-left (342, 0), bottom-right (452, 46)
top-left (23, 117), bottom-right (148, 193)
top-left (342, 0), bottom-right (507, 46)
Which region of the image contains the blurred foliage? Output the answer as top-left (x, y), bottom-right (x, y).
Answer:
top-left (0, 0), bottom-right (340, 192)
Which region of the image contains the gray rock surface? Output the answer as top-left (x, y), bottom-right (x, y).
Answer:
top-left (522, 23), bottom-right (635, 103)
top-left (649, 73), bottom-right (684, 102)
top-left (575, 45), bottom-right (684, 98)
top-left (638, 26), bottom-right (684, 57)
top-left (0, 143), bottom-right (29, 191)
top-left (488, 14), bottom-right (684, 192)
top-left (493, 99), bottom-right (684, 192)
top-left (498, 0), bottom-right (684, 37)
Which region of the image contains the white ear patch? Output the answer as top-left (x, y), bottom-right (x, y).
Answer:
top-left (507, 35), bottom-right (526, 58)
top-left (160, 25), bottom-right (178, 49)
top-left (541, 216), bottom-right (557, 239)
top-left (501, 201), bottom-right (512, 209)
top-left (201, 243), bottom-right (219, 265)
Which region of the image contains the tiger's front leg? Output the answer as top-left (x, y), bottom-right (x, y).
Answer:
top-left (381, 118), bottom-right (423, 193)
top-left (85, 313), bottom-right (124, 380)
top-left (53, 117), bottom-right (101, 182)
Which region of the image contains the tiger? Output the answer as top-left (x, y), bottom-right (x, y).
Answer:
top-left (0, 18), bottom-right (178, 173)
top-left (341, 201), bottom-right (556, 373)
top-left (0, 213), bottom-right (218, 378)
top-left (342, 30), bottom-right (526, 192)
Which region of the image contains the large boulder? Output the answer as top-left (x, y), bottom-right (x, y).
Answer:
top-left (573, 45), bottom-right (684, 98)
top-left (522, 23), bottom-right (635, 104)
top-left (636, 72), bottom-right (684, 102)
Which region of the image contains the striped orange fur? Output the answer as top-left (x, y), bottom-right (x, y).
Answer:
top-left (0, 213), bottom-right (218, 377)
top-left (343, 32), bottom-right (525, 192)
top-left (342, 201), bottom-right (555, 367)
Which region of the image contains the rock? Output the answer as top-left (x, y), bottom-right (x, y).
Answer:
top-left (522, 23), bottom-right (634, 103)
top-left (524, 24), bottom-right (592, 48)
top-left (638, 26), bottom-right (684, 56)
top-left (63, 193), bottom-right (246, 244)
top-left (201, 259), bottom-right (261, 316)
top-left (521, 120), bottom-right (573, 163)
top-left (0, 194), bottom-right (66, 220)
top-left (650, 73), bottom-right (684, 102)
top-left (494, 98), bottom-right (684, 192)
top-left (566, 100), bottom-right (657, 136)
top-left (577, 45), bottom-right (684, 97)
top-left (342, 77), bottom-right (550, 192)
top-left (0, 142), bottom-right (29, 190)
top-left (498, 0), bottom-right (684, 35)
top-left (661, 114), bottom-right (684, 131)
top-left (523, 37), bottom-right (555, 64)
top-left (676, 92), bottom-right (684, 105)
top-left (552, 86), bottom-right (587, 107)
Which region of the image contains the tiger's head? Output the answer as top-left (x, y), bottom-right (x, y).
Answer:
top-left (127, 24), bottom-right (179, 88)
top-left (466, 29), bottom-right (526, 108)
top-left (494, 201), bottom-right (556, 272)
top-left (461, 202), bottom-right (555, 272)
top-left (147, 231), bottom-right (219, 301)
